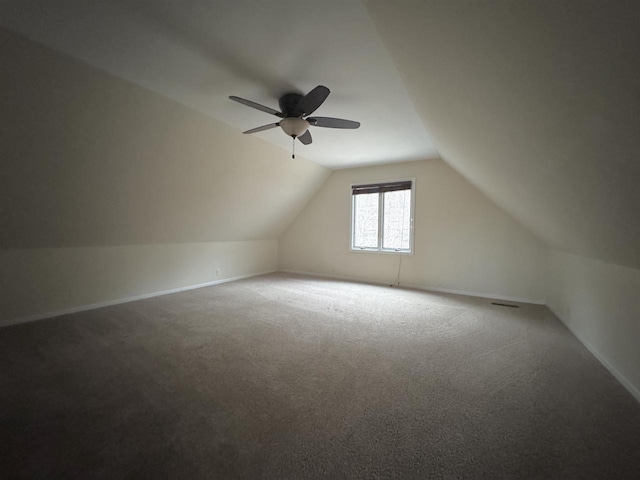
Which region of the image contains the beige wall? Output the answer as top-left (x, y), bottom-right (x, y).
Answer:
top-left (0, 29), bottom-right (329, 324)
top-left (0, 240), bottom-right (277, 327)
top-left (279, 159), bottom-right (548, 302)
top-left (547, 251), bottom-right (640, 401)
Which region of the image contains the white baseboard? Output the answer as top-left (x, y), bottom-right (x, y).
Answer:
top-left (401, 282), bottom-right (545, 305)
top-left (546, 304), bottom-right (640, 403)
top-left (279, 269), bottom-right (545, 305)
top-left (0, 270), bottom-right (277, 329)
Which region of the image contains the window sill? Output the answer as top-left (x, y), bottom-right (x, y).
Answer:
top-left (350, 248), bottom-right (414, 256)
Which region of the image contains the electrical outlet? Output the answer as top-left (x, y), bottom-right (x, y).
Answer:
top-left (216, 268), bottom-right (222, 276)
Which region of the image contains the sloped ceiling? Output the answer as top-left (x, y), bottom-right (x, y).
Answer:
top-left (366, 0), bottom-right (640, 270)
top-left (0, 29), bottom-right (328, 248)
top-left (0, 0), bottom-right (437, 168)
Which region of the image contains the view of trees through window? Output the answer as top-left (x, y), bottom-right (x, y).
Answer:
top-left (383, 190), bottom-right (411, 250)
top-left (352, 184), bottom-right (411, 251)
top-left (353, 193), bottom-right (379, 248)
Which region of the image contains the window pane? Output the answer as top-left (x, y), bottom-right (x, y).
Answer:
top-left (383, 189), bottom-right (411, 250)
top-left (353, 193), bottom-right (379, 248)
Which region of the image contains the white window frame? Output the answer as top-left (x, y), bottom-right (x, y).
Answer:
top-left (350, 177), bottom-right (415, 255)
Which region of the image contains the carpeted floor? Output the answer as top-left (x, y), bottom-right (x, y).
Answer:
top-left (1, 273), bottom-right (639, 479)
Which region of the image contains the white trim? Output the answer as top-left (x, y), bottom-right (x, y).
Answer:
top-left (280, 269), bottom-right (545, 305)
top-left (547, 304), bottom-right (640, 403)
top-left (349, 248), bottom-right (414, 256)
top-left (401, 282), bottom-right (545, 305)
top-left (350, 177), bottom-right (416, 255)
top-left (0, 270), bottom-right (277, 329)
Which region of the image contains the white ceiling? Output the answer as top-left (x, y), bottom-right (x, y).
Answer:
top-left (0, 0), bottom-right (438, 169)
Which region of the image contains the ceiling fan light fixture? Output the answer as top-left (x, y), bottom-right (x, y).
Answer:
top-left (279, 117), bottom-right (310, 138)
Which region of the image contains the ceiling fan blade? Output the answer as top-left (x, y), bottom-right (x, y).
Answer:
top-left (296, 85), bottom-right (330, 116)
top-left (243, 123), bottom-right (280, 134)
top-left (307, 117), bottom-right (360, 129)
top-left (229, 96), bottom-right (284, 118)
top-left (298, 130), bottom-right (312, 145)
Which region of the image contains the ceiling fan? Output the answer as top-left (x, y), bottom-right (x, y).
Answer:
top-left (229, 85), bottom-right (360, 158)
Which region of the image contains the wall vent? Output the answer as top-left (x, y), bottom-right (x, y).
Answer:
top-left (491, 302), bottom-right (519, 308)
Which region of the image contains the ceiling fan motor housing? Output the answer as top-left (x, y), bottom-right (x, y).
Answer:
top-left (278, 93), bottom-right (305, 117)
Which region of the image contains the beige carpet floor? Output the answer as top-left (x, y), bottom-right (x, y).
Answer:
top-left (1, 272), bottom-right (639, 479)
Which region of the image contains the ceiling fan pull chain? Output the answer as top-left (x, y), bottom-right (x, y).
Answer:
top-left (292, 136), bottom-right (295, 159)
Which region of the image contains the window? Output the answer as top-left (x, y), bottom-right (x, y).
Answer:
top-left (351, 179), bottom-right (414, 253)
